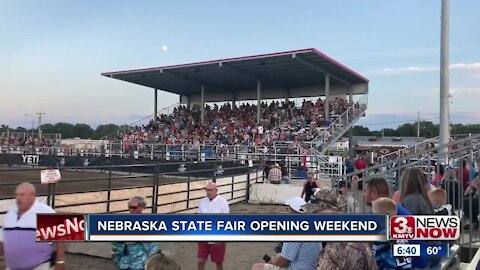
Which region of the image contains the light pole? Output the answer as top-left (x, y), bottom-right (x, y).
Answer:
top-left (36, 112), bottom-right (45, 139)
top-left (24, 114), bottom-right (35, 138)
top-left (439, 0), bottom-right (450, 162)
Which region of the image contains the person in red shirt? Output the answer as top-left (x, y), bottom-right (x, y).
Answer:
top-left (457, 159), bottom-right (471, 190)
top-left (354, 155), bottom-right (368, 171)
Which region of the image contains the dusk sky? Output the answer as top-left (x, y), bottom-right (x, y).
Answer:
top-left (1, 0), bottom-right (479, 130)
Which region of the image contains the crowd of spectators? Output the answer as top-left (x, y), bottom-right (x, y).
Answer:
top-left (116, 98), bottom-right (356, 149)
top-left (0, 133), bottom-right (58, 148)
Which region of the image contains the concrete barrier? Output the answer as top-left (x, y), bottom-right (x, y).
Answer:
top-left (248, 183), bottom-right (303, 205)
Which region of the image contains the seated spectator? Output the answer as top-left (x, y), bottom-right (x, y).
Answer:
top-left (336, 180), bottom-right (358, 213)
top-left (399, 167), bottom-right (434, 215)
top-left (428, 188), bottom-right (452, 216)
top-left (362, 177), bottom-right (411, 215)
top-left (392, 168), bottom-right (435, 206)
top-left (300, 189), bottom-right (376, 270)
top-left (268, 163), bottom-right (282, 184)
top-left (279, 161), bottom-right (291, 184)
top-left (399, 168), bottom-right (438, 269)
top-left (145, 251), bottom-right (181, 270)
top-left (441, 169), bottom-right (461, 210)
top-left (251, 197), bottom-right (322, 270)
top-left (371, 198), bottom-right (412, 270)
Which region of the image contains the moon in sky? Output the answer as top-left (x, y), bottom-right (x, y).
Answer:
top-left (162, 45), bottom-right (168, 51)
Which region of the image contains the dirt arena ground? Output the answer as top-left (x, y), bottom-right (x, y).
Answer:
top-left (0, 166), bottom-right (186, 198)
top-left (0, 203), bottom-right (283, 270)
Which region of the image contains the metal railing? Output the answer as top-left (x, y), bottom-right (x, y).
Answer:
top-left (310, 94), bottom-right (368, 155)
top-left (379, 136), bottom-right (439, 163)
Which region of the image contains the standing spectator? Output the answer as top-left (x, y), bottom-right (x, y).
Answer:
top-left (457, 159), bottom-right (471, 190)
top-left (198, 182), bottom-right (229, 270)
top-left (268, 163), bottom-right (283, 184)
top-left (112, 197), bottom-right (159, 270)
top-left (251, 197), bottom-right (322, 270)
top-left (0, 183), bottom-right (66, 270)
top-left (301, 170), bottom-right (322, 202)
top-left (354, 155), bottom-right (368, 171)
top-left (279, 161), bottom-right (291, 184)
top-left (345, 156), bottom-right (355, 174)
top-left (432, 164), bottom-right (445, 187)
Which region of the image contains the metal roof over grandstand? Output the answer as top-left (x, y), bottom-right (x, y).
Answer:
top-left (101, 48), bottom-right (369, 103)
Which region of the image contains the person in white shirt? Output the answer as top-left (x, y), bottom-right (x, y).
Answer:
top-left (0, 183), bottom-right (66, 270)
top-left (197, 182), bottom-right (229, 270)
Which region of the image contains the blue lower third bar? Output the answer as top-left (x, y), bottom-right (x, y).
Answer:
top-left (420, 243), bottom-right (449, 257)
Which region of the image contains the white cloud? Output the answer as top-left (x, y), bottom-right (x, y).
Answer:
top-left (450, 63), bottom-right (480, 71)
top-left (369, 62), bottom-right (480, 76)
top-left (374, 66), bottom-right (438, 75)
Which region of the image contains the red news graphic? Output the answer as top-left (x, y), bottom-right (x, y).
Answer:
top-left (390, 215), bottom-right (460, 240)
top-left (36, 214), bottom-right (85, 241)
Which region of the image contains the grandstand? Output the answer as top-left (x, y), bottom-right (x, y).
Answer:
top-left (101, 48), bottom-right (369, 156)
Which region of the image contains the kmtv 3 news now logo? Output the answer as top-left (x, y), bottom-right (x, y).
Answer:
top-left (390, 215), bottom-right (460, 240)
top-left (36, 214), bottom-right (85, 241)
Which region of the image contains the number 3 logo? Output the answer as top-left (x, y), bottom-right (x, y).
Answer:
top-left (394, 217), bottom-right (412, 234)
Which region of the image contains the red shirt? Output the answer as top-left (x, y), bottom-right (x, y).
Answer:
top-left (458, 167), bottom-right (470, 190)
top-left (355, 159), bottom-right (368, 170)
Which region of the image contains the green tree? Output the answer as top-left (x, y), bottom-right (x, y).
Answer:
top-left (353, 125), bottom-right (371, 136)
top-left (95, 124), bottom-right (120, 139)
top-left (71, 124), bottom-right (94, 139)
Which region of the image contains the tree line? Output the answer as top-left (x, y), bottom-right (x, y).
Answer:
top-left (0, 123), bottom-right (121, 140)
top-left (1, 121), bottom-right (479, 140)
top-left (353, 121), bottom-right (480, 137)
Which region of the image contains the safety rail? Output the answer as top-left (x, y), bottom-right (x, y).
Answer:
top-left (379, 136), bottom-right (440, 163)
top-left (310, 94), bottom-right (368, 155)
top-left (335, 133), bottom-right (480, 184)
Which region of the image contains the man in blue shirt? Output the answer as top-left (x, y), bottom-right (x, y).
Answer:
top-left (251, 197), bottom-right (322, 270)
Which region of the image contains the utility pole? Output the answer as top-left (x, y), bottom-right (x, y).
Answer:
top-left (36, 112), bottom-right (45, 139)
top-left (439, 0), bottom-right (450, 162)
top-left (417, 111), bottom-right (420, 138)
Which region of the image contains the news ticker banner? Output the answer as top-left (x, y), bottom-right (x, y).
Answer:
top-left (37, 214), bottom-right (387, 242)
top-left (37, 214), bottom-right (461, 242)
top-left (393, 243), bottom-right (450, 257)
